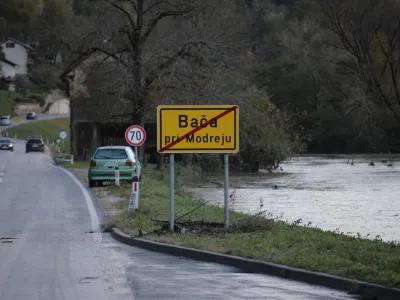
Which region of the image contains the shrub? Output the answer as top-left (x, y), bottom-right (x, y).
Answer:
top-left (199, 154), bottom-right (223, 174)
top-left (28, 94), bottom-right (45, 106)
top-left (15, 75), bottom-right (36, 94)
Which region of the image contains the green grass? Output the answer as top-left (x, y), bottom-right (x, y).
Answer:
top-left (58, 161), bottom-right (89, 169)
top-left (0, 91), bottom-right (22, 116)
top-left (61, 163), bottom-right (400, 288)
top-left (3, 118), bottom-right (70, 153)
top-left (0, 91), bottom-right (47, 116)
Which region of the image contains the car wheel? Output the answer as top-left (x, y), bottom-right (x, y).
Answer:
top-left (26, 150), bottom-right (28, 153)
top-left (10, 148), bottom-right (13, 152)
top-left (89, 179), bottom-right (95, 188)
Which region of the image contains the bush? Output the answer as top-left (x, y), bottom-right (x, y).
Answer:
top-left (14, 97), bottom-right (25, 103)
top-left (28, 94), bottom-right (45, 106)
top-left (199, 154), bottom-right (222, 174)
top-left (30, 64), bottom-right (63, 91)
top-left (15, 75), bottom-right (37, 93)
top-left (14, 97), bottom-right (36, 104)
top-left (13, 94), bottom-right (45, 106)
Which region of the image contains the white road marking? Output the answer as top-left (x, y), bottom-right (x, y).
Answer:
top-left (55, 166), bottom-right (102, 242)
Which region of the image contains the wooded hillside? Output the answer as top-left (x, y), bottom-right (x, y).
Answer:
top-left (2, 0), bottom-right (399, 157)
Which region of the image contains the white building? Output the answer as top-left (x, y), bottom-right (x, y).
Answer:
top-left (0, 58), bottom-right (18, 78)
top-left (0, 37), bottom-right (34, 76)
top-left (0, 58), bottom-right (18, 91)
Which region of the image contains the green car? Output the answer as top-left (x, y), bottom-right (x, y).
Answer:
top-left (88, 146), bottom-right (138, 187)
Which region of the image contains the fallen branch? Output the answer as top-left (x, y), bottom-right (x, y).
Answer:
top-left (175, 201), bottom-right (209, 222)
top-left (151, 219), bottom-right (224, 227)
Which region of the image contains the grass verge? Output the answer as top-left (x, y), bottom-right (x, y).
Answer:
top-left (3, 118), bottom-right (70, 154)
top-left (60, 162), bottom-right (400, 288)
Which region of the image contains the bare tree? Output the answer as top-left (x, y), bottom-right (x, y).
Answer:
top-left (319, 0), bottom-right (400, 127)
top-left (61, 0), bottom-right (249, 125)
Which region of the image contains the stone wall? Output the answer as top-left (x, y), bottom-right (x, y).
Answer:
top-left (47, 99), bottom-right (70, 114)
top-left (13, 103), bottom-right (41, 115)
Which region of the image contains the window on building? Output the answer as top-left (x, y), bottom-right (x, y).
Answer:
top-left (5, 42), bottom-right (15, 48)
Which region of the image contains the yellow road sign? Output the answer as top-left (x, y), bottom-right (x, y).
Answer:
top-left (13, 116), bottom-right (21, 121)
top-left (157, 105), bottom-right (239, 153)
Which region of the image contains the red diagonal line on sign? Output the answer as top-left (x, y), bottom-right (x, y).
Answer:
top-left (160, 105), bottom-right (238, 152)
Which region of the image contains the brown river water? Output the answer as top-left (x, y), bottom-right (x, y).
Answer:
top-left (185, 154), bottom-right (400, 243)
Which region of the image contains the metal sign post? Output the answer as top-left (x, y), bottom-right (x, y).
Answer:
top-left (134, 146), bottom-right (141, 179)
top-left (224, 154), bottom-right (229, 229)
top-left (169, 154), bottom-right (175, 232)
top-left (125, 125), bottom-right (146, 212)
top-left (60, 131), bottom-right (67, 153)
top-left (156, 105), bottom-right (240, 232)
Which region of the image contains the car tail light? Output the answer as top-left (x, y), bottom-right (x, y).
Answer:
top-left (90, 160), bottom-right (96, 167)
top-left (125, 160), bottom-right (132, 166)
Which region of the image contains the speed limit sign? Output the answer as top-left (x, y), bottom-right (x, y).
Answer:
top-left (125, 125), bottom-right (146, 146)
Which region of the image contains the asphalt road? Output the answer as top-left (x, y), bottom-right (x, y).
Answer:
top-left (0, 118), bottom-right (359, 300)
top-left (4, 113), bottom-right (70, 126)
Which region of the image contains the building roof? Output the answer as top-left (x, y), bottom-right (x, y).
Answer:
top-left (1, 37), bottom-right (34, 51)
top-left (0, 57), bottom-right (18, 66)
top-left (60, 49), bottom-right (103, 80)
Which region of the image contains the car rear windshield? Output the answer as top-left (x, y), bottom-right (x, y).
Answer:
top-left (0, 140), bottom-right (11, 143)
top-left (28, 139), bottom-right (42, 144)
top-left (94, 149), bottom-right (128, 159)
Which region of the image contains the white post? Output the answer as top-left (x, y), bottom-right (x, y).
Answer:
top-left (128, 175), bottom-right (139, 212)
top-left (115, 167), bottom-right (120, 186)
top-left (70, 155), bottom-right (74, 164)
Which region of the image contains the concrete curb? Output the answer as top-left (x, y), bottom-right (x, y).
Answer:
top-left (111, 228), bottom-right (400, 300)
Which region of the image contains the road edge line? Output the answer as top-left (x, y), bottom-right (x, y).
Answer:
top-left (110, 228), bottom-right (400, 300)
top-left (55, 166), bottom-right (100, 233)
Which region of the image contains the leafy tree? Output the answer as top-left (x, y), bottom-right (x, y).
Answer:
top-left (30, 64), bottom-right (64, 91)
top-left (0, 0), bottom-right (44, 24)
top-left (0, 0), bottom-right (44, 39)
top-left (239, 87), bottom-right (306, 170)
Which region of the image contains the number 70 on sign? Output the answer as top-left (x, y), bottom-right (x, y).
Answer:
top-left (125, 125), bottom-right (146, 146)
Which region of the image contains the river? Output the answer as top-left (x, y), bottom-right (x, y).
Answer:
top-left (185, 154), bottom-right (400, 243)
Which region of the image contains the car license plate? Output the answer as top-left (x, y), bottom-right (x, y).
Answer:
top-left (32, 144), bottom-right (38, 147)
top-left (104, 162), bottom-right (118, 167)
top-left (1, 145), bottom-right (7, 148)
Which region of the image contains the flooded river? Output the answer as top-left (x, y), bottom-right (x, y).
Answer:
top-left (185, 155), bottom-right (400, 243)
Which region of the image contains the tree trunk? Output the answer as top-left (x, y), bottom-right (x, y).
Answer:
top-left (131, 109), bottom-right (146, 164)
top-left (157, 153), bottom-right (164, 169)
top-left (251, 161), bottom-right (260, 173)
